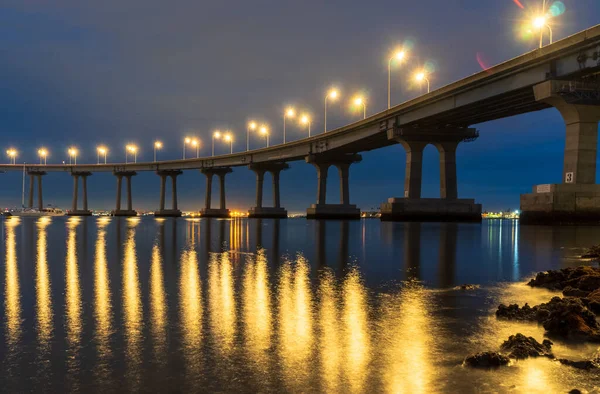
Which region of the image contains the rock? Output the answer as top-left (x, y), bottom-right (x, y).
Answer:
top-left (560, 359), bottom-right (599, 370)
top-left (457, 284), bottom-right (479, 291)
top-left (528, 266), bottom-right (600, 291)
top-left (585, 289), bottom-right (600, 315)
top-left (568, 390), bottom-right (583, 394)
top-left (499, 333), bottom-right (554, 359)
top-left (542, 297), bottom-right (600, 342)
top-left (463, 352), bottom-right (510, 368)
top-left (496, 303), bottom-right (539, 321)
top-left (582, 245), bottom-right (600, 259)
top-left (563, 286), bottom-right (591, 298)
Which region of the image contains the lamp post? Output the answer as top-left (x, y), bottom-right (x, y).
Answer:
top-left (415, 71), bottom-right (430, 94)
top-left (126, 145), bottom-right (137, 163)
top-left (97, 146), bottom-right (107, 164)
top-left (354, 97), bottom-right (366, 119)
top-left (183, 137), bottom-right (191, 159)
top-left (247, 121), bottom-right (256, 151)
top-left (68, 147), bottom-right (78, 165)
top-left (533, 15), bottom-right (553, 47)
top-left (224, 133), bottom-right (233, 154)
top-left (283, 108), bottom-right (295, 144)
top-left (300, 114), bottom-right (311, 137)
top-left (154, 141), bottom-right (162, 162)
top-left (388, 50), bottom-right (406, 109)
top-left (38, 148), bottom-right (48, 165)
top-left (212, 131), bottom-right (221, 156)
top-left (6, 149), bottom-right (17, 165)
top-left (192, 139), bottom-right (199, 158)
top-left (324, 89), bottom-right (338, 133)
top-left (260, 126), bottom-right (269, 147)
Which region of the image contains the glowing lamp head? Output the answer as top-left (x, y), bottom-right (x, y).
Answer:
top-left (248, 121), bottom-right (257, 130)
top-left (533, 16), bottom-right (547, 29)
top-left (224, 134), bottom-right (232, 142)
top-left (98, 147), bottom-right (107, 154)
top-left (395, 50), bottom-right (406, 60)
top-left (38, 148), bottom-right (47, 157)
top-left (285, 108), bottom-right (295, 118)
top-left (191, 139), bottom-right (198, 147)
top-left (354, 97), bottom-right (364, 106)
top-left (154, 141), bottom-right (162, 149)
top-left (127, 145), bottom-right (137, 153)
top-left (259, 126), bottom-right (268, 135)
top-left (184, 137), bottom-right (191, 144)
top-left (7, 149), bottom-right (16, 157)
top-left (415, 72), bottom-right (426, 82)
top-left (68, 148), bottom-right (78, 157)
top-left (214, 131), bottom-right (221, 139)
top-left (300, 114), bottom-right (310, 124)
top-left (328, 89), bottom-right (338, 99)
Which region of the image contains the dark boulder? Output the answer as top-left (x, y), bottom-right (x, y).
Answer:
top-left (496, 303), bottom-right (539, 321)
top-left (528, 266), bottom-right (600, 291)
top-left (457, 284), bottom-right (479, 291)
top-left (542, 297), bottom-right (600, 342)
top-left (463, 352), bottom-right (510, 368)
top-left (499, 333), bottom-right (554, 359)
top-left (584, 288), bottom-right (600, 315)
top-left (563, 286), bottom-right (591, 298)
top-left (559, 358), bottom-right (599, 370)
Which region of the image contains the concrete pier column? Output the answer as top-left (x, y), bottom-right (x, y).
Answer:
top-left (72, 175), bottom-right (80, 211)
top-left (37, 174), bottom-right (43, 211)
top-left (272, 169), bottom-right (281, 208)
top-left (159, 175), bottom-right (166, 211)
top-left (253, 169), bottom-right (265, 208)
top-left (315, 163), bottom-right (330, 205)
top-left (115, 175), bottom-right (123, 211)
top-left (218, 172), bottom-right (226, 210)
top-left (28, 174), bottom-right (34, 208)
top-left (171, 174), bottom-right (178, 210)
top-left (401, 141), bottom-right (426, 199)
top-left (205, 172), bottom-right (213, 209)
top-left (82, 175), bottom-right (89, 211)
top-left (335, 163), bottom-right (350, 205)
top-left (126, 175), bottom-right (133, 211)
top-left (248, 162), bottom-right (289, 218)
top-left (436, 141), bottom-right (458, 199)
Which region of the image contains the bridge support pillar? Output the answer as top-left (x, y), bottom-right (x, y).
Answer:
top-left (154, 170), bottom-right (183, 217)
top-left (200, 167), bottom-right (232, 218)
top-left (380, 127), bottom-right (481, 222)
top-left (68, 172), bottom-right (93, 216)
top-left (248, 162), bottom-right (289, 218)
top-left (521, 80), bottom-right (600, 224)
top-left (305, 153), bottom-right (361, 220)
top-left (26, 171), bottom-right (47, 211)
top-left (111, 171), bottom-right (137, 216)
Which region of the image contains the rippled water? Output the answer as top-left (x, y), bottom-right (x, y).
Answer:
top-left (1, 217), bottom-right (599, 393)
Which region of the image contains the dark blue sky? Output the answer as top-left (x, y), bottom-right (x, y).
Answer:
top-left (1, 0), bottom-right (599, 213)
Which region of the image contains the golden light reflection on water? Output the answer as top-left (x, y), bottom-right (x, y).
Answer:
top-left (179, 243), bottom-right (202, 363)
top-left (123, 218), bottom-right (142, 385)
top-left (341, 268), bottom-right (370, 393)
top-left (278, 257), bottom-right (314, 388)
top-left (242, 249), bottom-right (271, 366)
top-left (66, 217), bottom-right (82, 350)
top-left (317, 270), bottom-right (341, 392)
top-left (4, 217), bottom-right (21, 351)
top-left (150, 243), bottom-right (168, 360)
top-left (380, 284), bottom-right (433, 394)
top-left (36, 217), bottom-right (52, 350)
top-left (208, 251), bottom-right (236, 354)
top-left (95, 217), bottom-right (112, 363)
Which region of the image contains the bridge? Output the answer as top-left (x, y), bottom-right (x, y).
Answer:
top-left (2, 25), bottom-right (600, 222)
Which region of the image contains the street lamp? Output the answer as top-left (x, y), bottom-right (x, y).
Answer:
top-left (38, 148), bottom-right (48, 165)
top-left (97, 146), bottom-right (107, 164)
top-left (354, 97), bottom-right (366, 119)
top-left (415, 71), bottom-right (430, 94)
top-left (68, 147), bottom-right (78, 165)
top-left (324, 89), bottom-right (339, 133)
top-left (224, 133), bottom-right (233, 154)
top-left (183, 137), bottom-right (191, 159)
top-left (533, 15), bottom-right (553, 47)
top-left (300, 114), bottom-right (311, 137)
top-left (6, 149), bottom-right (17, 165)
top-left (283, 107), bottom-right (295, 144)
top-left (191, 139), bottom-right (200, 158)
top-left (212, 130), bottom-right (221, 156)
top-left (126, 144), bottom-right (137, 163)
top-left (154, 141), bottom-right (162, 162)
top-left (260, 126), bottom-right (270, 147)
top-left (247, 121), bottom-right (257, 151)
top-left (388, 50), bottom-right (406, 109)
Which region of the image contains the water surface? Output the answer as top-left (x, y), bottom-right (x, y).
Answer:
top-left (1, 217), bottom-right (599, 393)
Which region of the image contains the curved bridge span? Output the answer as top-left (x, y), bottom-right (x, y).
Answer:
top-left (2, 25), bottom-right (600, 222)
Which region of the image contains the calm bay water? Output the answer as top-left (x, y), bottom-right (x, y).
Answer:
top-left (1, 216), bottom-right (599, 393)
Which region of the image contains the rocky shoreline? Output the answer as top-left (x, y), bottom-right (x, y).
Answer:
top-left (464, 266), bottom-right (600, 376)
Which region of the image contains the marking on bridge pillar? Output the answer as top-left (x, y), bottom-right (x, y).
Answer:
top-left (565, 172), bottom-right (574, 183)
top-left (404, 191), bottom-right (409, 198)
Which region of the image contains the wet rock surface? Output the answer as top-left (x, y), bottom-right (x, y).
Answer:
top-left (463, 352), bottom-right (510, 368)
top-left (499, 333), bottom-right (554, 359)
top-left (528, 266), bottom-right (600, 294)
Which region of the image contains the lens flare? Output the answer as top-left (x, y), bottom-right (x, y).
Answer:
top-left (476, 52), bottom-right (491, 71)
top-left (512, 0), bottom-right (524, 9)
top-left (549, 1), bottom-right (565, 17)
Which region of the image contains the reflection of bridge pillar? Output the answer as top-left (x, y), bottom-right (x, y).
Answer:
top-left (112, 171), bottom-right (137, 216)
top-left (68, 171), bottom-right (93, 216)
top-left (248, 162), bottom-right (289, 218)
top-left (306, 153), bottom-right (362, 220)
top-left (522, 80), bottom-right (600, 224)
top-left (338, 220), bottom-right (350, 272)
top-left (381, 126), bottom-right (481, 222)
top-left (26, 171), bottom-right (46, 211)
top-left (154, 170), bottom-right (183, 217)
top-left (200, 167), bottom-right (232, 218)
top-left (404, 222), bottom-right (421, 280)
top-left (438, 223), bottom-right (457, 288)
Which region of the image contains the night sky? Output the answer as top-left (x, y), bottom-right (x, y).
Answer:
top-left (1, 0), bottom-right (599, 213)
